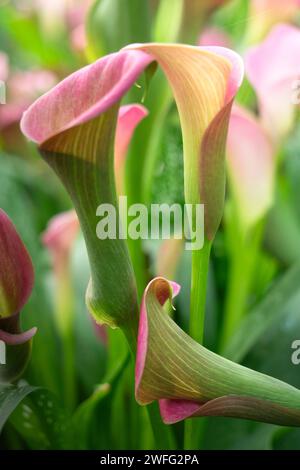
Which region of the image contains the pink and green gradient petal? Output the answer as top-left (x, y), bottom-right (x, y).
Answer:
top-left (21, 50), bottom-right (153, 145)
top-left (125, 43), bottom-right (244, 239)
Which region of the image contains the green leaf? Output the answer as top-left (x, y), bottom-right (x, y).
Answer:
top-left (0, 383), bottom-right (37, 433)
top-left (9, 388), bottom-right (72, 449)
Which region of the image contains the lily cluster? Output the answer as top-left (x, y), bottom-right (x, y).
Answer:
top-left (19, 35), bottom-right (300, 429)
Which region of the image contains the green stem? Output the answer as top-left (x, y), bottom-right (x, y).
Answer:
top-left (184, 239), bottom-right (211, 449)
top-left (127, 238), bottom-right (148, 301)
top-left (189, 239), bottom-right (212, 344)
top-left (56, 271), bottom-right (76, 411)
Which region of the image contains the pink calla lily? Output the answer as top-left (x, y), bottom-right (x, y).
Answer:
top-left (125, 43), bottom-right (243, 239)
top-left (21, 44), bottom-right (242, 341)
top-left (0, 209), bottom-right (36, 382)
top-left (136, 277), bottom-right (300, 426)
top-left (245, 24), bottom-right (300, 141)
top-left (0, 209), bottom-right (34, 320)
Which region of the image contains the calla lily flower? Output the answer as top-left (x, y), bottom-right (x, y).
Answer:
top-left (21, 43), bottom-right (243, 345)
top-left (21, 50), bottom-right (152, 340)
top-left (0, 209), bottom-right (36, 382)
top-left (245, 24), bottom-right (300, 141)
top-left (227, 105), bottom-right (274, 230)
top-left (125, 43), bottom-right (243, 240)
top-left (246, 0), bottom-right (300, 43)
top-left (136, 277), bottom-right (300, 426)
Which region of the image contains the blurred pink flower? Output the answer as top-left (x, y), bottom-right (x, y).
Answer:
top-left (66, 0), bottom-right (92, 53)
top-left (14, 1), bottom-right (90, 53)
top-left (198, 27), bottom-right (231, 47)
top-left (43, 209), bottom-right (109, 345)
top-left (245, 24), bottom-right (300, 141)
top-left (9, 70), bottom-right (57, 104)
top-left (227, 105), bottom-right (274, 229)
top-left (42, 210), bottom-right (79, 277)
top-left (247, 0), bottom-right (300, 42)
top-left (70, 24), bottom-right (87, 53)
top-left (0, 67), bottom-right (57, 130)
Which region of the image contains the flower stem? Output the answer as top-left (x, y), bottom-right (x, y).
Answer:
top-left (189, 239), bottom-right (212, 343)
top-left (56, 272), bottom-right (76, 410)
top-left (184, 239), bottom-right (211, 449)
